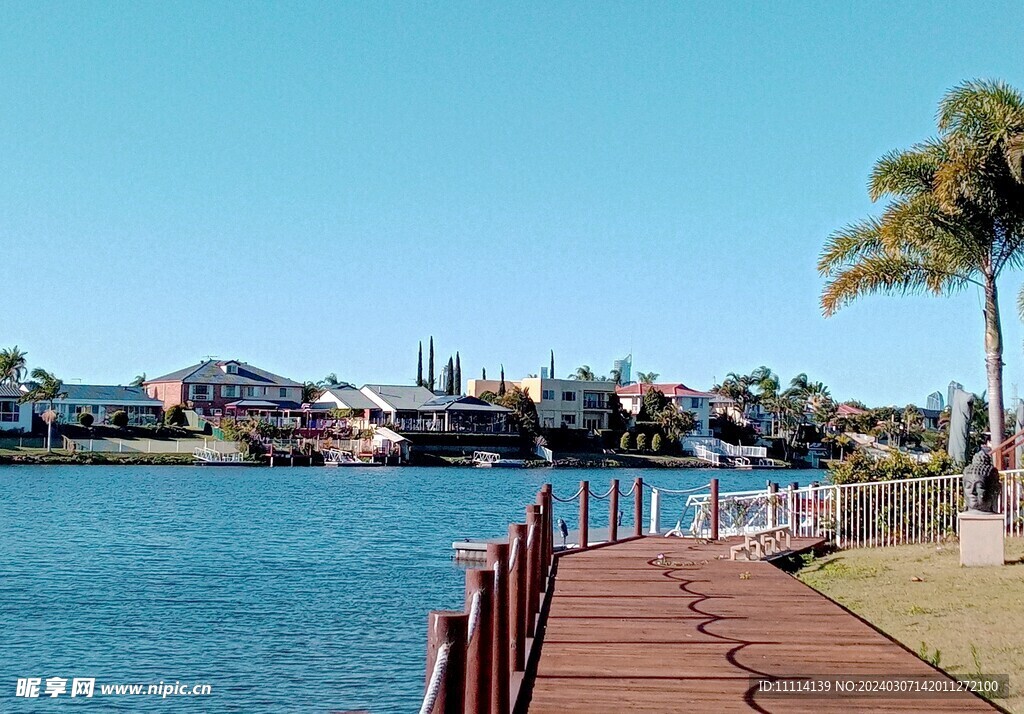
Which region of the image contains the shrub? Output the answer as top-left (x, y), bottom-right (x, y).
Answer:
top-left (77, 412), bottom-right (95, 428)
top-left (828, 450), bottom-right (956, 485)
top-left (619, 432), bottom-right (632, 451)
top-left (651, 434), bottom-right (662, 453)
top-left (164, 404), bottom-right (187, 427)
top-left (636, 433), bottom-right (648, 451)
top-left (110, 410), bottom-right (129, 428)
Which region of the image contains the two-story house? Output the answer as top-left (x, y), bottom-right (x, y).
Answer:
top-left (616, 382), bottom-right (714, 436)
top-left (144, 359), bottom-right (304, 424)
top-left (467, 377), bottom-right (616, 431)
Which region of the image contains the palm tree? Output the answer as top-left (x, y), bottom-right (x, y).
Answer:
top-left (608, 368), bottom-right (622, 386)
top-left (820, 79), bottom-right (1024, 447)
top-left (130, 373), bottom-right (146, 387)
top-left (571, 365), bottom-right (595, 381)
top-left (637, 371), bottom-right (659, 384)
top-left (0, 346), bottom-right (28, 385)
top-left (320, 373), bottom-right (340, 387)
top-left (19, 368), bottom-right (66, 452)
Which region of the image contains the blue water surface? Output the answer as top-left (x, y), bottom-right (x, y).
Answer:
top-left (0, 466), bottom-right (804, 712)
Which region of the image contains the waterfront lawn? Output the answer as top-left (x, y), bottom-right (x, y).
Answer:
top-left (797, 538), bottom-right (1024, 712)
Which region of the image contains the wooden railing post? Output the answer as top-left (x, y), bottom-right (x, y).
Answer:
top-left (525, 504), bottom-right (541, 637)
top-left (508, 523), bottom-right (527, 673)
top-left (464, 569), bottom-right (493, 713)
top-left (633, 477), bottom-right (643, 537)
top-left (538, 484), bottom-right (553, 582)
top-left (710, 478), bottom-right (720, 541)
top-left (768, 482), bottom-right (779, 529)
top-left (579, 480), bottom-right (589, 549)
top-left (425, 610), bottom-right (468, 714)
top-left (608, 478), bottom-right (619, 543)
top-left (485, 543), bottom-right (509, 714)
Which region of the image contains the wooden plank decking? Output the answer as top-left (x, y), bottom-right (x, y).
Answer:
top-left (525, 537), bottom-right (998, 713)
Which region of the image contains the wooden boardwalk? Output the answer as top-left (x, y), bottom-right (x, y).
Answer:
top-left (525, 537), bottom-right (998, 713)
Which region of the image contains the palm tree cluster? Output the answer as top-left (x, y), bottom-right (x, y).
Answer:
top-left (819, 79), bottom-right (1024, 447)
top-left (19, 368), bottom-right (66, 452)
top-left (0, 346), bottom-right (28, 386)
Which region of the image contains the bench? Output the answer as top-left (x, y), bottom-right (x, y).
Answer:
top-left (730, 526), bottom-right (792, 561)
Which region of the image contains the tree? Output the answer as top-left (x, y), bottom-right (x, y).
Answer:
top-left (479, 390), bottom-right (498, 404)
top-left (609, 368), bottom-right (622, 386)
top-left (637, 371), bottom-right (659, 384)
top-left (164, 404), bottom-right (187, 427)
top-left (549, 350), bottom-right (555, 380)
top-left (638, 387), bottom-right (668, 421)
top-left (302, 382), bottom-right (322, 403)
top-left (636, 433), bottom-right (648, 451)
top-left (417, 341), bottom-right (424, 387)
top-left (570, 365), bottom-right (595, 381)
top-left (0, 346), bottom-right (28, 386)
top-left (110, 410), bottom-right (129, 428)
top-left (820, 79), bottom-right (1024, 448)
top-left (482, 367), bottom-right (487, 380)
top-left (607, 392), bottom-right (630, 431)
top-left (78, 412), bottom-right (94, 428)
top-left (428, 337), bottom-right (435, 391)
top-left (619, 432), bottom-right (632, 450)
top-left (651, 433), bottom-right (663, 453)
top-left (497, 385), bottom-right (540, 440)
top-left (446, 356), bottom-right (455, 396)
top-left (130, 373), bottom-right (146, 387)
top-left (19, 368), bottom-right (66, 452)
top-left (454, 352), bottom-right (462, 395)
top-left (499, 365), bottom-right (506, 396)
top-left (658, 403), bottom-right (697, 440)
top-left (320, 373), bottom-right (341, 387)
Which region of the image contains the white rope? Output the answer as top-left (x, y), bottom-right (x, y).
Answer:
top-left (588, 484), bottom-right (616, 499)
top-left (649, 482), bottom-right (712, 495)
top-left (551, 485), bottom-right (586, 502)
top-left (619, 481), bottom-right (638, 497)
top-left (507, 536), bottom-right (521, 572)
top-left (418, 640), bottom-right (451, 714)
top-left (526, 523), bottom-right (536, 548)
top-left (493, 560), bottom-right (500, 587)
top-left (465, 591), bottom-right (483, 642)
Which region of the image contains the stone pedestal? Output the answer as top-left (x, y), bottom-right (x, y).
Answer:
top-left (958, 512), bottom-right (1004, 567)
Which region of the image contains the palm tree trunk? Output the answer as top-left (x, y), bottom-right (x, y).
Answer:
top-left (983, 275), bottom-right (1005, 448)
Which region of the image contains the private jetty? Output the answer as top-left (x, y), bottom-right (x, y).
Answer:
top-left (420, 476), bottom-right (1010, 712)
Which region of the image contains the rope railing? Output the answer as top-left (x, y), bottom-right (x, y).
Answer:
top-left (648, 482), bottom-right (712, 495)
top-left (465, 591), bottom-right (483, 642)
top-left (618, 480), bottom-right (638, 497)
top-left (551, 485), bottom-right (587, 502)
top-left (508, 535), bottom-right (520, 572)
top-left (418, 640), bottom-right (451, 714)
top-left (588, 484), bottom-right (617, 499)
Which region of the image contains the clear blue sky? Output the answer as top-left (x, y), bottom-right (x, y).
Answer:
top-left (3, 1), bottom-right (1024, 406)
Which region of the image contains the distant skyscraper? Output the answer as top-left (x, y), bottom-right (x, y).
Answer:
top-left (926, 391), bottom-right (944, 411)
top-left (613, 354), bottom-right (632, 385)
top-left (947, 381), bottom-right (963, 409)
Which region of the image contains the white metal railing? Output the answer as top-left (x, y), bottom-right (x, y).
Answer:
top-left (472, 451), bottom-right (501, 464)
top-left (666, 471), bottom-right (1024, 549)
top-left (686, 436), bottom-right (767, 460)
top-left (193, 447), bottom-right (244, 463)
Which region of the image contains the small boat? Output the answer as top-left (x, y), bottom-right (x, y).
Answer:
top-left (323, 449), bottom-right (374, 467)
top-left (472, 451), bottom-right (525, 468)
top-left (193, 447), bottom-right (249, 466)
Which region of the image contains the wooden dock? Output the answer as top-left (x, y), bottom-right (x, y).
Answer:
top-left (526, 536), bottom-right (997, 713)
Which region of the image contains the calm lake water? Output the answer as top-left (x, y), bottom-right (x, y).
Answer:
top-left (0, 465), bottom-right (816, 712)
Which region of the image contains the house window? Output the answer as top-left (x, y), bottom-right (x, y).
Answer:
top-left (222, 385), bottom-right (239, 398)
top-left (542, 389), bottom-right (555, 400)
top-left (691, 397), bottom-right (701, 409)
top-left (561, 391), bottom-right (577, 402)
top-left (246, 386), bottom-right (262, 397)
top-left (279, 387), bottom-right (287, 398)
top-left (562, 414), bottom-right (577, 426)
top-left (584, 417), bottom-right (601, 431)
top-left (226, 364), bottom-right (238, 374)
top-left (190, 385), bottom-right (211, 401)
top-left (0, 401), bottom-right (19, 422)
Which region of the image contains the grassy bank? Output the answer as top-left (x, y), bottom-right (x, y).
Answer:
top-left (797, 539), bottom-right (1024, 711)
top-left (0, 449), bottom-right (197, 466)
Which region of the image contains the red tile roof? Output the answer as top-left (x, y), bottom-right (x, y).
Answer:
top-left (836, 403), bottom-right (868, 417)
top-left (616, 383), bottom-right (716, 399)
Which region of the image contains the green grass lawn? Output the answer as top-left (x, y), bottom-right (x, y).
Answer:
top-left (797, 538), bottom-right (1024, 711)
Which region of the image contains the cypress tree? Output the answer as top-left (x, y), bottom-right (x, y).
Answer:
top-left (417, 342), bottom-right (423, 387)
top-left (550, 350), bottom-right (555, 380)
top-left (499, 364), bottom-right (506, 396)
top-left (454, 352), bottom-right (462, 395)
top-left (428, 337), bottom-right (435, 390)
top-left (482, 367), bottom-right (487, 380)
top-left (446, 356), bottom-right (455, 395)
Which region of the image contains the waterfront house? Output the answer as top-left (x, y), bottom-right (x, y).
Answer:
top-left (309, 386), bottom-right (378, 430)
top-left (616, 383), bottom-right (714, 436)
top-left (0, 385), bottom-right (32, 433)
top-left (144, 359), bottom-right (304, 425)
top-left (359, 385), bottom-right (510, 432)
top-left (467, 377), bottom-right (616, 431)
top-left (30, 385), bottom-right (163, 426)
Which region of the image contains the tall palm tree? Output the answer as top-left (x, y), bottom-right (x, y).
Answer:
top-left (820, 80), bottom-right (1024, 447)
top-left (637, 371), bottom-right (659, 384)
top-left (571, 365), bottom-right (595, 381)
top-left (19, 368), bottom-right (66, 452)
top-left (0, 346), bottom-right (28, 385)
top-left (130, 373), bottom-right (146, 387)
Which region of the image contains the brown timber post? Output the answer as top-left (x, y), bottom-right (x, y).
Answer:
top-left (633, 477), bottom-right (643, 537)
top-left (524, 504), bottom-right (541, 637)
top-left (486, 543), bottom-right (510, 714)
top-left (537, 485), bottom-right (552, 585)
top-left (508, 523), bottom-right (527, 672)
top-left (463, 569), bottom-right (493, 713)
top-left (425, 610), bottom-right (468, 714)
top-left (608, 478), bottom-right (619, 543)
top-left (710, 477), bottom-right (720, 541)
top-left (579, 480), bottom-right (589, 549)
